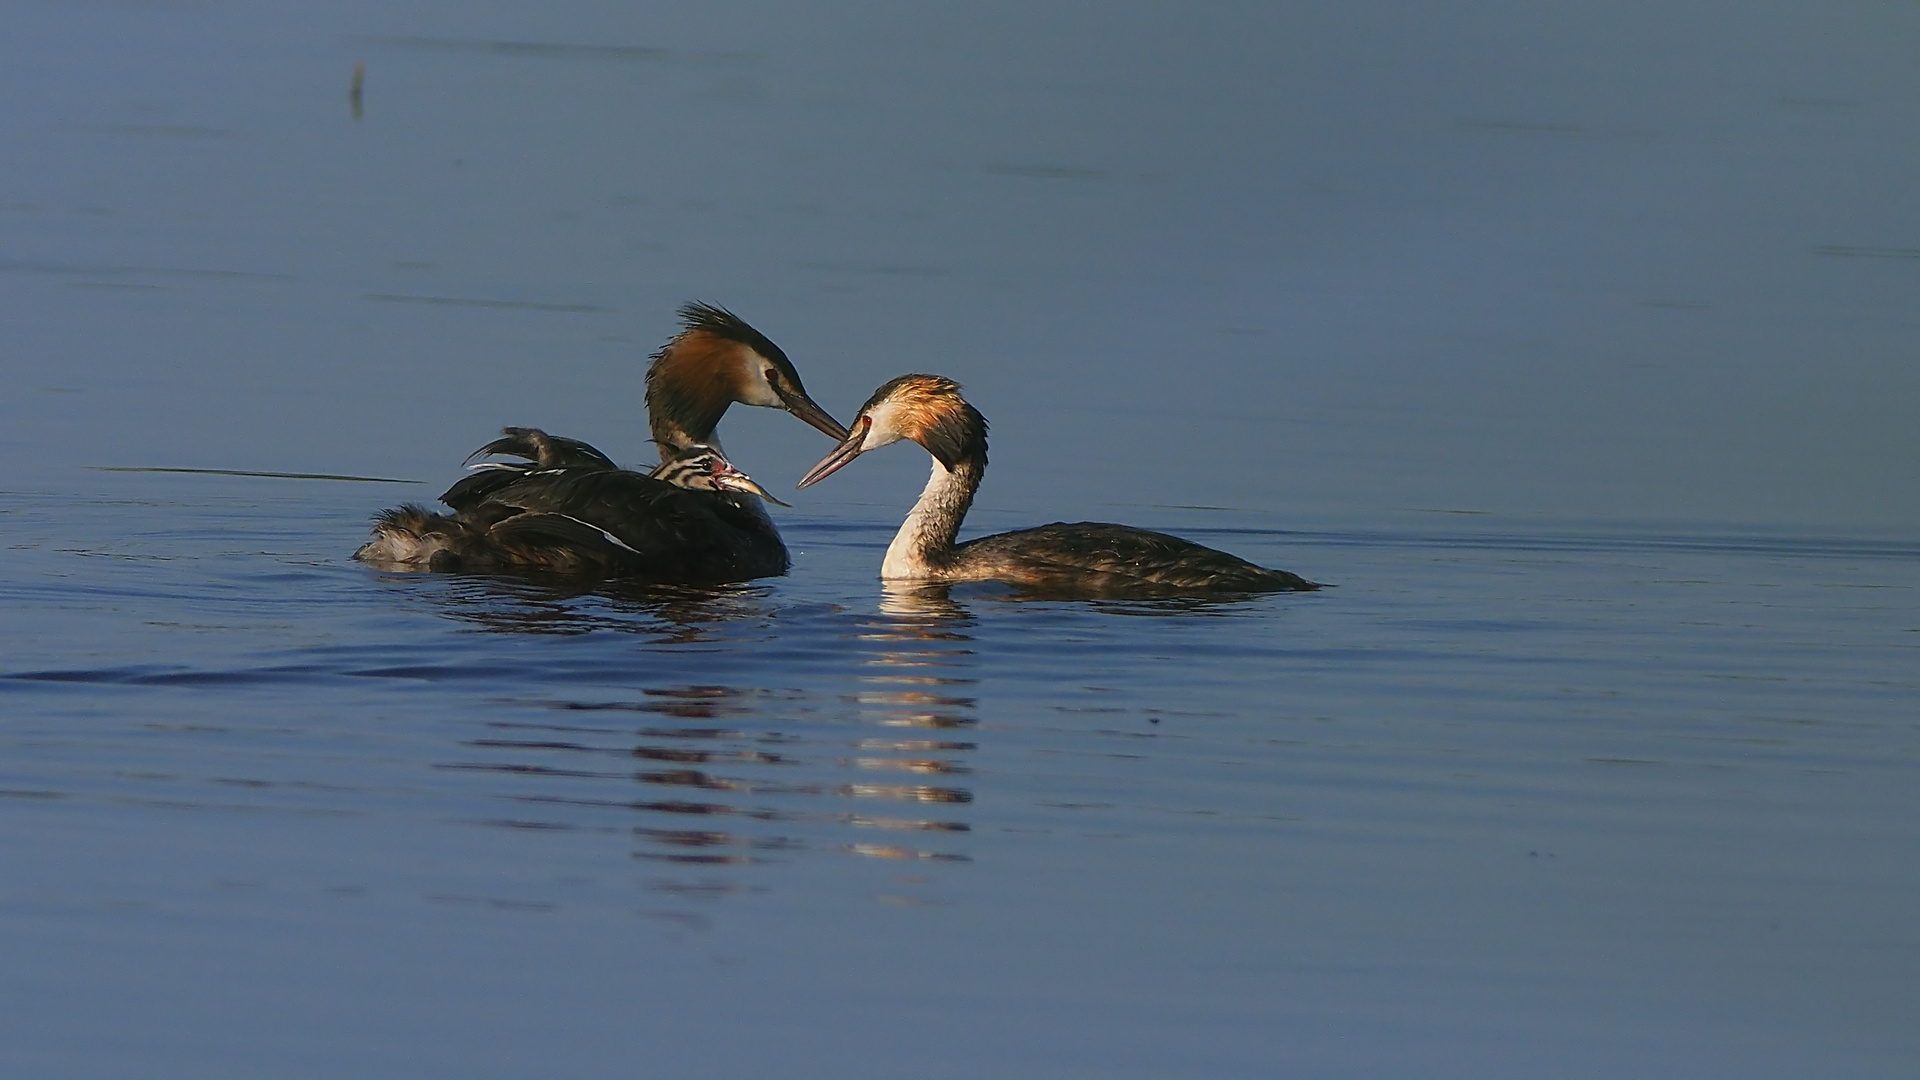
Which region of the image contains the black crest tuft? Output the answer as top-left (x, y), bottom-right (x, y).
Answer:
top-left (676, 302), bottom-right (793, 369)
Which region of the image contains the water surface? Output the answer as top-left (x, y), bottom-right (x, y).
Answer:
top-left (3, 2), bottom-right (1919, 1077)
top-left (4, 471), bottom-right (1915, 1076)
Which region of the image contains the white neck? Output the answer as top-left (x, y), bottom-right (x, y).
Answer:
top-left (881, 456), bottom-right (977, 580)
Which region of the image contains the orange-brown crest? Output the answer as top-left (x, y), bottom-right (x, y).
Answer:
top-left (644, 303), bottom-right (828, 453)
top-left (646, 327), bottom-right (756, 450)
top-left (862, 375), bottom-right (987, 469)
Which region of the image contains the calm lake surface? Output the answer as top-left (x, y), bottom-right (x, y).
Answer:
top-left (4, 3), bottom-right (1918, 1077)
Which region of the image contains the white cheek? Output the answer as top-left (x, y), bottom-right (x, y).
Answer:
top-left (741, 383), bottom-right (784, 408)
top-left (736, 356), bottom-right (785, 407)
top-left (863, 401), bottom-right (909, 448)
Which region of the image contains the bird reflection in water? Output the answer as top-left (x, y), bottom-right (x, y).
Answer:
top-left (876, 580), bottom-right (972, 621)
top-left (375, 570), bottom-right (777, 643)
top-left (835, 582), bottom-right (977, 876)
top-left (430, 576), bottom-right (979, 903)
top-left (618, 585), bottom-right (981, 891)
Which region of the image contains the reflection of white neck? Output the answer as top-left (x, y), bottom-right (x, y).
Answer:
top-left (882, 455), bottom-right (981, 579)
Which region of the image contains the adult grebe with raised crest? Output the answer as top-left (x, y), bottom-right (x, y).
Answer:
top-left (798, 375), bottom-right (1321, 594)
top-left (354, 303), bottom-right (847, 581)
top-left (642, 303), bottom-right (846, 459)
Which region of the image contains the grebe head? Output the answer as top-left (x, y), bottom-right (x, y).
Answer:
top-left (797, 374), bottom-right (985, 488)
top-left (653, 444), bottom-right (791, 506)
top-left (646, 302), bottom-right (849, 446)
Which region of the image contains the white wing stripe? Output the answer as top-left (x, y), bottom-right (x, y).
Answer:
top-left (559, 514), bottom-right (640, 554)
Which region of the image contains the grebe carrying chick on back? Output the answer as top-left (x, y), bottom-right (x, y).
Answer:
top-left (354, 303), bottom-right (848, 583)
top-left (357, 436), bottom-right (790, 578)
top-left (797, 375), bottom-right (1320, 595)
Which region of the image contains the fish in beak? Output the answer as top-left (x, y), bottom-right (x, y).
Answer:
top-left (712, 461), bottom-right (791, 507)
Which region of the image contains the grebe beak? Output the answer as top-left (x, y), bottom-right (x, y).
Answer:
top-left (714, 470), bottom-right (792, 508)
top-left (774, 383), bottom-right (852, 442)
top-left (796, 415), bottom-right (871, 489)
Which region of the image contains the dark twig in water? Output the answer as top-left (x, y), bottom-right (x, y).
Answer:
top-left (93, 466), bottom-right (422, 484)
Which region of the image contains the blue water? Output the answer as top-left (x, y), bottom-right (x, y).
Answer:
top-left (4, 1), bottom-right (1919, 1076)
top-left (3, 472), bottom-right (1915, 1076)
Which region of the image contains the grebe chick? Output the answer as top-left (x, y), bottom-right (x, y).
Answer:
top-left (355, 303), bottom-right (848, 581)
top-left (355, 439), bottom-right (789, 579)
top-left (798, 375), bottom-right (1320, 594)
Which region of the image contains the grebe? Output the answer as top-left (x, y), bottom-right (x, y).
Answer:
top-left (797, 375), bottom-right (1320, 594)
top-left (642, 302), bottom-right (847, 459)
top-left (354, 303), bottom-right (847, 580)
top-left (355, 438), bottom-right (790, 578)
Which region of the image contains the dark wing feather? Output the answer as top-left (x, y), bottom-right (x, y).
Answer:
top-left (462, 468), bottom-right (788, 582)
top-left (463, 427), bottom-right (620, 470)
top-left (370, 423), bottom-right (786, 581)
top-left (484, 513), bottom-right (638, 572)
top-left (957, 523), bottom-right (1318, 593)
top-left (443, 427), bottom-right (621, 512)
top-left (442, 465), bottom-right (539, 511)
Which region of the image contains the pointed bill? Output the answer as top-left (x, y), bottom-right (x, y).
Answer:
top-left (797, 416), bottom-right (872, 489)
top-left (774, 383), bottom-right (852, 442)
